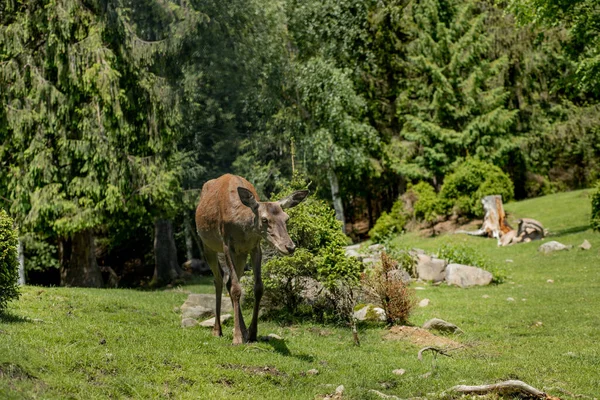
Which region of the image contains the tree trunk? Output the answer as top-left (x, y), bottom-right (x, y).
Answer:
top-left (184, 212), bottom-right (194, 261)
top-left (18, 238), bottom-right (25, 285)
top-left (328, 168), bottom-right (346, 233)
top-left (152, 219), bottom-right (183, 286)
top-left (60, 229), bottom-right (103, 287)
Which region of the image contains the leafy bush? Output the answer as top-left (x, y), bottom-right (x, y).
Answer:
top-left (436, 243), bottom-right (506, 284)
top-left (361, 252), bottom-right (416, 325)
top-left (369, 200), bottom-right (406, 243)
top-left (440, 158), bottom-right (514, 217)
top-left (592, 182), bottom-right (600, 232)
top-left (408, 181), bottom-right (441, 223)
top-left (247, 175), bottom-right (362, 321)
top-left (0, 210), bottom-right (20, 313)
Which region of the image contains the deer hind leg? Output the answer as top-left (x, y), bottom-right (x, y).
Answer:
top-left (223, 244), bottom-right (248, 345)
top-left (248, 246), bottom-right (263, 342)
top-left (203, 247), bottom-right (223, 337)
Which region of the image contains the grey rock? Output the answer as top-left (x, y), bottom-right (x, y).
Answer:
top-left (368, 244), bottom-right (385, 252)
top-left (362, 257), bottom-right (379, 266)
top-left (415, 286), bottom-right (426, 291)
top-left (306, 369), bottom-right (319, 375)
top-left (482, 294), bottom-right (490, 299)
top-left (182, 258), bottom-right (211, 275)
top-left (538, 241), bottom-right (571, 254)
top-left (181, 305), bottom-right (213, 319)
top-left (181, 293), bottom-right (232, 314)
top-left (387, 268), bottom-right (412, 284)
top-left (422, 318), bottom-right (462, 334)
top-left (416, 254), bottom-right (447, 282)
top-left (547, 279), bottom-right (554, 283)
top-left (199, 314), bottom-right (232, 328)
top-left (579, 240), bottom-right (592, 250)
top-left (181, 318), bottom-right (199, 328)
top-left (266, 333), bottom-right (282, 341)
top-left (353, 305), bottom-right (386, 321)
top-left (345, 249), bottom-right (362, 258)
top-left (392, 369), bottom-right (406, 376)
top-left (506, 297), bottom-right (515, 301)
top-left (418, 298), bottom-right (430, 307)
top-left (335, 385), bottom-right (345, 395)
top-left (443, 264), bottom-right (490, 288)
top-left (445, 264), bottom-right (493, 288)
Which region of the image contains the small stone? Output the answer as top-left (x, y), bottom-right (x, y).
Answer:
top-left (307, 369), bottom-right (319, 375)
top-left (392, 369), bottom-right (406, 376)
top-left (199, 314), bottom-right (231, 328)
top-left (531, 321), bottom-right (543, 327)
top-left (335, 385), bottom-right (345, 394)
top-left (267, 333), bottom-right (282, 340)
top-left (368, 389), bottom-right (400, 399)
top-left (547, 279), bottom-right (554, 284)
top-left (421, 371), bottom-right (432, 379)
top-left (521, 298), bottom-right (527, 301)
top-left (482, 294), bottom-right (490, 299)
top-left (505, 259), bottom-right (514, 263)
top-left (418, 299), bottom-right (430, 307)
top-left (579, 240), bottom-right (592, 250)
top-left (415, 287), bottom-right (426, 291)
top-left (506, 297), bottom-right (515, 302)
top-left (181, 318), bottom-right (199, 328)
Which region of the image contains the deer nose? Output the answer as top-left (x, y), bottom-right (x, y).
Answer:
top-left (286, 244), bottom-right (296, 254)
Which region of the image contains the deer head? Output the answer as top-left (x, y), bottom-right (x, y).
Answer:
top-left (237, 188), bottom-right (308, 254)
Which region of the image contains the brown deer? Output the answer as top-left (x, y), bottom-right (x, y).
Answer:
top-left (195, 174), bottom-right (308, 344)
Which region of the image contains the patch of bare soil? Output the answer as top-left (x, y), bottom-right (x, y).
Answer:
top-left (220, 363), bottom-right (285, 377)
top-left (0, 362), bottom-right (36, 380)
top-left (383, 326), bottom-right (461, 348)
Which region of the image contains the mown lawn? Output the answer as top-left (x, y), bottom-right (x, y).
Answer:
top-left (2, 190), bottom-right (599, 399)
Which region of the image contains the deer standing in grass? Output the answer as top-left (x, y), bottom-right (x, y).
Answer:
top-left (195, 174), bottom-right (308, 344)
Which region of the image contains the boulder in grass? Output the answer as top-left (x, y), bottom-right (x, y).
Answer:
top-left (579, 240), bottom-right (592, 250)
top-left (199, 314), bottom-right (232, 328)
top-left (445, 264), bottom-right (493, 288)
top-left (422, 318), bottom-right (462, 334)
top-left (416, 254), bottom-right (447, 282)
top-left (538, 241), bottom-right (571, 254)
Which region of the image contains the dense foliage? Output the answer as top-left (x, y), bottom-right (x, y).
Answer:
top-left (1, 0), bottom-right (599, 286)
top-left (368, 201), bottom-right (406, 243)
top-left (592, 183), bottom-right (600, 232)
top-left (252, 177), bottom-right (362, 320)
top-left (0, 209), bottom-right (19, 312)
top-left (440, 158), bottom-right (515, 218)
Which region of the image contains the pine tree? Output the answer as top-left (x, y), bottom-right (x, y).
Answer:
top-left (0, 0), bottom-right (197, 286)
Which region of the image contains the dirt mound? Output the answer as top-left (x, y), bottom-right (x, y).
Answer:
top-left (383, 326), bottom-right (460, 348)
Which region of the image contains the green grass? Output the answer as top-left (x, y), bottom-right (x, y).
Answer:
top-left (2, 190), bottom-right (600, 399)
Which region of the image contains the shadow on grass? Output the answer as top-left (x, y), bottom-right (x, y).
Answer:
top-left (264, 339), bottom-right (314, 363)
top-left (0, 312), bottom-right (30, 324)
top-left (548, 225), bottom-right (590, 237)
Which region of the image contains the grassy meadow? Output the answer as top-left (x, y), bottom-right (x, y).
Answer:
top-left (1, 190), bottom-right (599, 399)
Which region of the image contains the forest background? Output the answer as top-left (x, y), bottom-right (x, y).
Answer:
top-left (1, 0), bottom-right (599, 288)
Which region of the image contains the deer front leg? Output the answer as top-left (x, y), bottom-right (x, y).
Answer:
top-left (248, 246), bottom-right (263, 342)
top-left (223, 244), bottom-right (247, 345)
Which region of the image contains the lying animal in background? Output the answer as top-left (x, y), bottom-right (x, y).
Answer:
top-left (195, 174), bottom-right (308, 344)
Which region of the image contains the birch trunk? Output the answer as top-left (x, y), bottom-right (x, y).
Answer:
top-left (328, 168), bottom-right (346, 233)
top-left (18, 238), bottom-right (25, 285)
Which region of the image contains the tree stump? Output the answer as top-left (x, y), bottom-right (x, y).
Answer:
top-left (459, 195), bottom-right (512, 239)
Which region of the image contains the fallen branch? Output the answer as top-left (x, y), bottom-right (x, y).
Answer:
top-left (449, 380), bottom-right (560, 399)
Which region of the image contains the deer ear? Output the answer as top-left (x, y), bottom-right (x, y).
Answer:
top-left (278, 190), bottom-right (309, 209)
top-left (237, 187), bottom-right (259, 211)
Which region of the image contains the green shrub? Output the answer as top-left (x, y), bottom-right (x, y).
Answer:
top-left (0, 210), bottom-right (20, 313)
top-left (436, 243), bottom-right (506, 284)
top-left (592, 182), bottom-right (600, 231)
top-left (369, 201), bottom-right (406, 243)
top-left (408, 181), bottom-right (441, 223)
top-left (247, 175), bottom-right (362, 321)
top-left (440, 158), bottom-right (514, 217)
